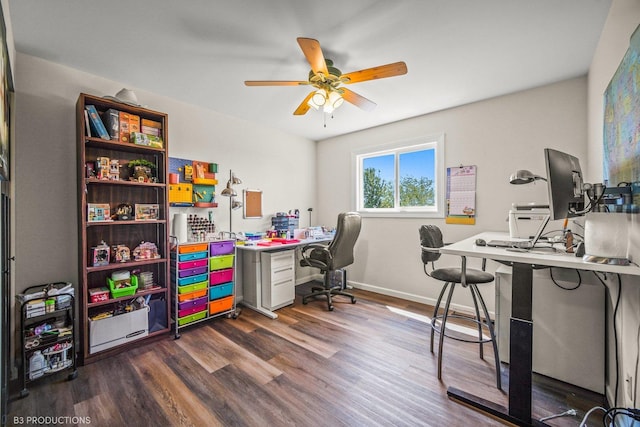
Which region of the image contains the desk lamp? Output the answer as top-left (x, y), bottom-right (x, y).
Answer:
top-left (221, 170), bottom-right (242, 233)
top-left (509, 170), bottom-right (547, 184)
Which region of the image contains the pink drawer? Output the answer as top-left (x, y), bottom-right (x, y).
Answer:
top-left (210, 268), bottom-right (234, 285)
top-left (177, 295), bottom-right (208, 311)
top-left (178, 304), bottom-right (207, 318)
top-left (178, 258), bottom-right (208, 270)
top-left (178, 266), bottom-right (209, 278)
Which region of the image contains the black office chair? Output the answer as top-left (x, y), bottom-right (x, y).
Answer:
top-left (299, 212), bottom-right (361, 311)
top-left (420, 225), bottom-right (501, 388)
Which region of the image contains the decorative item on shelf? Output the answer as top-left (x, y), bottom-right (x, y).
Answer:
top-left (103, 88), bottom-right (142, 107)
top-left (187, 213), bottom-right (216, 242)
top-left (127, 159), bottom-right (157, 183)
top-left (112, 244), bottom-right (131, 263)
top-left (87, 203), bottom-right (111, 222)
top-left (95, 157), bottom-right (110, 180)
top-left (109, 159), bottom-right (120, 180)
top-left (85, 161), bottom-right (96, 179)
top-left (220, 169), bottom-right (242, 232)
top-left (92, 241), bottom-right (110, 266)
top-left (135, 204), bottom-right (159, 221)
top-left (132, 241), bottom-right (160, 261)
top-left (113, 203), bottom-right (133, 220)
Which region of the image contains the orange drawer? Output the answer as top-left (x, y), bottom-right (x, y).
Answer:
top-left (178, 243), bottom-right (208, 254)
top-left (209, 296), bottom-right (233, 315)
top-left (177, 288), bottom-right (207, 302)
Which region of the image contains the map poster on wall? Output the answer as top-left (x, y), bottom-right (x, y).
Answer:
top-left (603, 23), bottom-right (640, 186)
top-left (445, 165), bottom-right (476, 225)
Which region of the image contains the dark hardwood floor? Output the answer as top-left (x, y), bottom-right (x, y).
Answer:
top-left (7, 284), bottom-right (605, 426)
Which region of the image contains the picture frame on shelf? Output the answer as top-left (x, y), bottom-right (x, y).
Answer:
top-left (135, 204), bottom-right (159, 221)
top-left (87, 203), bottom-right (111, 222)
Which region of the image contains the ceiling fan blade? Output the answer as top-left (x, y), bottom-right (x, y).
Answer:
top-left (341, 88), bottom-right (377, 112)
top-left (245, 80), bottom-right (308, 86)
top-left (342, 62), bottom-right (408, 84)
top-left (297, 37), bottom-right (329, 77)
top-left (293, 91), bottom-right (315, 115)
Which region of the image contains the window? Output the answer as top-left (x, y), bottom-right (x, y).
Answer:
top-left (353, 134), bottom-right (445, 217)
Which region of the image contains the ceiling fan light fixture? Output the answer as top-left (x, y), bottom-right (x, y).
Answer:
top-left (311, 89), bottom-right (327, 107)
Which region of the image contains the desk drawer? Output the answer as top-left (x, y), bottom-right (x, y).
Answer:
top-left (271, 266), bottom-right (294, 283)
top-left (267, 250), bottom-right (295, 270)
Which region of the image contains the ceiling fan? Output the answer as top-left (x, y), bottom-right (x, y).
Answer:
top-left (244, 37), bottom-right (408, 115)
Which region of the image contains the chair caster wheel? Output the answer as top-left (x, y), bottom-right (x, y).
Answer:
top-left (328, 305), bottom-right (334, 311)
top-left (302, 300), bottom-right (308, 305)
top-left (351, 298), bottom-right (356, 304)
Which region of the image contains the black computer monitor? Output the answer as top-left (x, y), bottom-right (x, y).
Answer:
top-left (544, 148), bottom-right (585, 221)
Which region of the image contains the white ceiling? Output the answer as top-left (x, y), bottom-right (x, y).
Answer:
top-left (8, 0), bottom-right (611, 141)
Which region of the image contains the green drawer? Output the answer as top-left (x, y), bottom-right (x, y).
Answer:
top-left (177, 280), bottom-right (208, 294)
top-left (177, 309), bottom-right (207, 326)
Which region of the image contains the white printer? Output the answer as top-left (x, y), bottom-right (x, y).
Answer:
top-left (508, 203), bottom-right (550, 239)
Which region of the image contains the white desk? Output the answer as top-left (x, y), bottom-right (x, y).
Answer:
top-left (236, 237), bottom-right (332, 319)
top-left (440, 231), bottom-right (640, 427)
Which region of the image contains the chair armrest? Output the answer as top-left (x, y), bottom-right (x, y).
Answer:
top-left (300, 243), bottom-right (332, 270)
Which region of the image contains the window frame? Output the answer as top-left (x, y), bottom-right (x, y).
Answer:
top-left (352, 133), bottom-right (445, 218)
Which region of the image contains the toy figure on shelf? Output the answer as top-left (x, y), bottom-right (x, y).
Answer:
top-left (112, 245), bottom-right (130, 263)
top-left (132, 241), bottom-right (160, 261)
top-left (109, 159), bottom-right (120, 180)
top-left (92, 241), bottom-right (110, 266)
top-left (113, 203), bottom-right (133, 221)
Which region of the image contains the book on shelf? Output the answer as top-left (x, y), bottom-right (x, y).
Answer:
top-left (141, 118), bottom-right (161, 137)
top-left (103, 109), bottom-right (120, 140)
top-left (84, 110), bottom-right (92, 137)
top-left (85, 105), bottom-right (111, 140)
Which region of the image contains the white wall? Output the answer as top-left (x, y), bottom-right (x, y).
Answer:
top-left (316, 77), bottom-right (587, 313)
top-left (588, 0), bottom-right (640, 409)
top-left (13, 53), bottom-right (317, 292)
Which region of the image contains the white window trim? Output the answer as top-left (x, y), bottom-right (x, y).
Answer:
top-left (351, 133), bottom-right (445, 218)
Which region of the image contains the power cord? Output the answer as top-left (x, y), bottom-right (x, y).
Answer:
top-left (577, 406), bottom-right (610, 426)
top-left (549, 267), bottom-right (582, 290)
top-left (539, 408), bottom-right (576, 422)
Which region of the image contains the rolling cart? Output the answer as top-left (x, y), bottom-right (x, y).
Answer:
top-left (17, 282), bottom-right (78, 398)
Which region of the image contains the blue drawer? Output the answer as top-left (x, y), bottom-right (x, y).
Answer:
top-left (209, 282), bottom-right (234, 300)
top-left (177, 273), bottom-right (209, 286)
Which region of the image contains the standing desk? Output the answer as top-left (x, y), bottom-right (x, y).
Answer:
top-left (439, 231), bottom-right (640, 427)
top-left (236, 237), bottom-right (332, 319)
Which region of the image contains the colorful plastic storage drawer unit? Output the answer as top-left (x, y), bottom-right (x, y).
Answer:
top-left (176, 251), bottom-right (208, 262)
top-left (177, 280), bottom-right (208, 294)
top-left (209, 241), bottom-right (234, 256)
top-left (209, 282), bottom-right (233, 300)
top-left (178, 266), bottom-right (208, 278)
top-left (177, 288), bottom-right (207, 302)
top-left (177, 273), bottom-right (209, 286)
top-left (178, 258), bottom-right (208, 270)
top-left (210, 268), bottom-right (233, 286)
top-left (177, 309), bottom-right (207, 326)
top-left (209, 255), bottom-right (234, 271)
top-left (178, 243), bottom-right (208, 254)
top-left (209, 296), bottom-right (234, 315)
